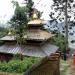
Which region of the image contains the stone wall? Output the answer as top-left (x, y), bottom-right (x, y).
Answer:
top-left (24, 53), bottom-right (60, 75)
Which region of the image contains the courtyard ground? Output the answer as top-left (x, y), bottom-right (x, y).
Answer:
top-left (0, 72), bottom-right (22, 75)
top-left (60, 57), bottom-right (75, 75)
top-left (0, 58), bottom-right (74, 75)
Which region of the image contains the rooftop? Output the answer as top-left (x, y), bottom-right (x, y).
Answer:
top-left (0, 35), bottom-right (16, 41)
top-left (0, 42), bottom-right (58, 57)
top-left (24, 30), bottom-right (54, 41)
top-left (28, 19), bottom-right (45, 25)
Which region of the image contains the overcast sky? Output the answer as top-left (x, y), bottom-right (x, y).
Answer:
top-left (0, 0), bottom-right (53, 24)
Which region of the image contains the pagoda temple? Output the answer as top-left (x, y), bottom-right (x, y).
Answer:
top-left (0, 9), bottom-right (59, 60)
top-left (26, 10), bottom-right (53, 44)
top-left (23, 10), bottom-right (60, 75)
top-left (0, 9), bottom-right (60, 75)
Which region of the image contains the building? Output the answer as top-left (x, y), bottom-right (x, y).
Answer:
top-left (23, 9), bottom-right (60, 75)
top-left (0, 9), bottom-right (58, 58)
top-left (0, 9), bottom-right (60, 75)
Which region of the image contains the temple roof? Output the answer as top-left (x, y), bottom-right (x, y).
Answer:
top-left (0, 43), bottom-right (58, 57)
top-left (28, 19), bottom-right (45, 25)
top-left (0, 36), bottom-right (16, 41)
top-left (32, 11), bottom-right (38, 19)
top-left (28, 9), bottom-right (45, 26)
top-left (0, 30), bottom-right (54, 41)
top-left (24, 30), bottom-right (54, 41)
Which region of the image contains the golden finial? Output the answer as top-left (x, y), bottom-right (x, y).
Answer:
top-left (8, 32), bottom-right (12, 36)
top-left (8, 29), bottom-right (12, 36)
top-left (32, 9), bottom-right (38, 19)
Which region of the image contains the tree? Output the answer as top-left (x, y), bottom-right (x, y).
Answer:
top-left (9, 1), bottom-right (28, 60)
top-left (50, 0), bottom-right (75, 55)
top-left (10, 0), bottom-right (34, 44)
top-left (8, 0), bottom-right (34, 60)
top-left (50, 0), bottom-right (75, 22)
top-left (24, 0), bottom-right (34, 20)
top-left (24, 0), bottom-right (42, 19)
top-left (9, 1), bottom-right (28, 44)
top-left (50, 34), bottom-right (66, 52)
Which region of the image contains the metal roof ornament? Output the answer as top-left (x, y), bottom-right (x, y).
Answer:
top-left (32, 9), bottom-right (38, 19)
top-left (8, 31), bottom-right (12, 36)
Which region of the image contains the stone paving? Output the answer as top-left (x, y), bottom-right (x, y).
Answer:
top-left (0, 72), bottom-right (22, 75)
top-left (60, 58), bottom-right (73, 75)
top-left (66, 66), bottom-right (75, 75)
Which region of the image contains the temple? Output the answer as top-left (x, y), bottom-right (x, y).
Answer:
top-left (0, 9), bottom-right (59, 60)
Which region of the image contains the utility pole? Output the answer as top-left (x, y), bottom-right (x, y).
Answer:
top-left (65, 0), bottom-right (68, 51)
top-left (64, 0), bottom-right (68, 60)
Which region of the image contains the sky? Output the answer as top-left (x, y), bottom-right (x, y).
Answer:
top-left (0, 0), bottom-right (53, 24)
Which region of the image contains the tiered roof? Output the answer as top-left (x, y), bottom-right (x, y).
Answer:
top-left (0, 42), bottom-right (58, 57)
top-left (26, 10), bottom-right (53, 41)
top-left (28, 19), bottom-right (44, 26)
top-left (26, 30), bottom-right (54, 41)
top-left (28, 9), bottom-right (44, 26)
top-left (0, 9), bottom-right (58, 57)
top-left (0, 36), bottom-right (16, 41)
top-left (0, 31), bottom-right (16, 41)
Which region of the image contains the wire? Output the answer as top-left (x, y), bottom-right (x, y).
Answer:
top-left (33, 0), bottom-right (42, 8)
top-left (33, 0), bottom-right (48, 14)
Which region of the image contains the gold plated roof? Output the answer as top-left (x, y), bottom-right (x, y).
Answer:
top-left (28, 9), bottom-right (45, 25)
top-left (8, 31), bottom-right (12, 35)
top-left (24, 30), bottom-right (54, 41)
top-left (32, 9), bottom-right (38, 19)
top-left (27, 9), bottom-right (53, 41)
top-left (28, 19), bottom-right (44, 25)
top-left (32, 12), bottom-right (38, 19)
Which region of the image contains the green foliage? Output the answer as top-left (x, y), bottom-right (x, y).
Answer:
top-left (0, 57), bottom-right (40, 73)
top-left (50, 0), bottom-right (75, 22)
top-left (0, 27), bottom-right (8, 37)
top-left (50, 34), bottom-right (66, 52)
top-left (9, 0), bottom-right (34, 44)
top-left (0, 32), bottom-right (7, 38)
top-left (10, 1), bottom-right (28, 29)
top-left (0, 41), bottom-right (5, 46)
top-left (0, 27), bottom-right (8, 45)
top-left (9, 1), bottom-right (28, 44)
top-left (26, 0), bottom-right (34, 19)
top-left (13, 53), bottom-right (22, 60)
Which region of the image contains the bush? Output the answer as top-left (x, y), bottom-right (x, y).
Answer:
top-left (0, 41), bottom-right (5, 46)
top-left (13, 53), bottom-right (23, 60)
top-left (50, 34), bottom-right (66, 52)
top-left (0, 57), bottom-right (40, 73)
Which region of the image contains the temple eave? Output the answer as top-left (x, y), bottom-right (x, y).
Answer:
top-left (28, 19), bottom-right (44, 25)
top-left (0, 43), bottom-right (59, 57)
